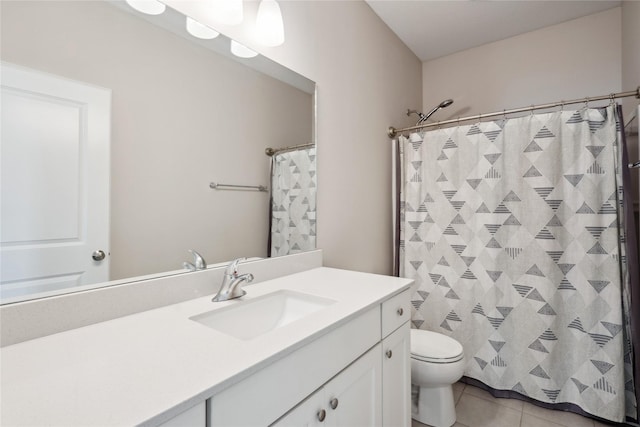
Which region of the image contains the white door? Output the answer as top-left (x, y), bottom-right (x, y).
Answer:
top-left (1, 62), bottom-right (111, 300)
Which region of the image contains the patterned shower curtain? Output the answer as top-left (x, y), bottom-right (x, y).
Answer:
top-left (398, 105), bottom-right (637, 422)
top-left (269, 147), bottom-right (316, 256)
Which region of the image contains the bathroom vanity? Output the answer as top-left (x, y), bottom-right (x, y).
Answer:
top-left (0, 267), bottom-right (412, 426)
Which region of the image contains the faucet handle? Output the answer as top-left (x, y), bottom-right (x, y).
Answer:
top-left (188, 250), bottom-right (207, 270)
top-left (225, 257), bottom-right (247, 276)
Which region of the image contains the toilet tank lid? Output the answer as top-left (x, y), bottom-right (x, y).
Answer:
top-left (411, 329), bottom-right (463, 359)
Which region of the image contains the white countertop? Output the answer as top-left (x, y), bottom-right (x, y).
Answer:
top-left (0, 267), bottom-right (412, 426)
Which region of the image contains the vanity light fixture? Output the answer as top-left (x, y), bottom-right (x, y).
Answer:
top-left (125, 0), bottom-right (166, 15)
top-left (186, 17), bottom-right (220, 40)
top-left (209, 0), bottom-right (243, 26)
top-left (230, 40), bottom-right (258, 58)
top-left (255, 0), bottom-right (285, 47)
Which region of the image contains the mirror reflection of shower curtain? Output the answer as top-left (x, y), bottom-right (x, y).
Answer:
top-left (268, 147), bottom-right (316, 256)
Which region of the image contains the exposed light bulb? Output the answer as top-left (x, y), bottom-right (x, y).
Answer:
top-left (125, 0), bottom-right (166, 15)
top-left (230, 40), bottom-right (258, 58)
top-left (186, 17), bottom-right (220, 40)
top-left (255, 0), bottom-right (284, 47)
top-left (209, 0), bottom-right (243, 26)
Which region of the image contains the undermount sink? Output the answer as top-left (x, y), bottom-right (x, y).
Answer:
top-left (190, 290), bottom-right (336, 340)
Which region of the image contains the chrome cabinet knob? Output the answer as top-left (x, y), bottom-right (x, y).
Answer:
top-left (329, 398), bottom-right (339, 410)
top-left (92, 250), bottom-right (106, 261)
top-left (317, 409), bottom-right (326, 422)
top-left (397, 307), bottom-right (404, 316)
top-left (386, 350), bottom-right (393, 359)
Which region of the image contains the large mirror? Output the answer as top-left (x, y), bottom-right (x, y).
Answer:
top-left (0, 0), bottom-right (316, 303)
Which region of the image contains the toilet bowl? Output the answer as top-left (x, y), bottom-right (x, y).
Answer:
top-left (411, 329), bottom-right (465, 427)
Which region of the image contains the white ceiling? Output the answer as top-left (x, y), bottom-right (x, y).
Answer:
top-left (365, 0), bottom-right (621, 62)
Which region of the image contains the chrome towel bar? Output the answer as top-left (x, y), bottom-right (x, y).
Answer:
top-left (210, 182), bottom-right (268, 192)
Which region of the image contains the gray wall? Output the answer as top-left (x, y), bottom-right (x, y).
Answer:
top-left (421, 8), bottom-right (622, 119)
top-left (621, 1), bottom-right (640, 214)
top-left (622, 1), bottom-right (640, 121)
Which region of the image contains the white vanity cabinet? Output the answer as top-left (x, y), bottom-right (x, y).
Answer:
top-left (208, 307), bottom-right (382, 426)
top-left (0, 267), bottom-right (414, 427)
top-left (209, 288), bottom-right (411, 427)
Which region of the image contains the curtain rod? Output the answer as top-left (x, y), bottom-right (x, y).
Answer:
top-left (265, 142), bottom-right (315, 157)
top-left (387, 87), bottom-right (640, 138)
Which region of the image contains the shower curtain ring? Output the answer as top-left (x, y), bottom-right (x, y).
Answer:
top-left (530, 105), bottom-right (534, 116)
top-left (584, 97), bottom-right (590, 108)
top-left (560, 101), bottom-right (565, 112)
top-left (503, 109), bottom-right (507, 120)
top-left (609, 93), bottom-right (615, 105)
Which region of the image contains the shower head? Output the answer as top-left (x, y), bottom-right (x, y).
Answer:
top-left (418, 99), bottom-right (454, 125)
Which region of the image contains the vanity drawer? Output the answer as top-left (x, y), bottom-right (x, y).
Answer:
top-left (381, 289), bottom-right (410, 338)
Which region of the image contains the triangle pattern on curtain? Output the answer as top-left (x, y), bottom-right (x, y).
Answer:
top-left (398, 106), bottom-right (635, 422)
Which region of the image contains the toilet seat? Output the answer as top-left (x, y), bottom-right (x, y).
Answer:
top-left (411, 329), bottom-right (464, 364)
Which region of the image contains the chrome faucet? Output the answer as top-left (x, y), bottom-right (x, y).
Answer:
top-left (183, 249), bottom-right (207, 271)
top-left (212, 257), bottom-right (254, 302)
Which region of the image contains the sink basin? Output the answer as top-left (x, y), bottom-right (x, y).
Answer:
top-left (190, 290), bottom-right (336, 340)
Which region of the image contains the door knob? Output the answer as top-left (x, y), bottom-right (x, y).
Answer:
top-left (92, 250), bottom-right (106, 261)
top-left (386, 350), bottom-right (393, 359)
top-left (317, 409), bottom-right (326, 422)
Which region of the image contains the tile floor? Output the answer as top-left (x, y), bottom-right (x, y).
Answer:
top-left (411, 382), bottom-right (617, 427)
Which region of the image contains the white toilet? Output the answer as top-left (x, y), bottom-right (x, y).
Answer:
top-left (410, 329), bottom-right (465, 427)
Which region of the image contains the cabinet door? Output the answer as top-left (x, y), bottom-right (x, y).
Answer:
top-left (272, 344), bottom-right (383, 427)
top-left (382, 322), bottom-right (411, 427)
top-left (325, 343), bottom-right (382, 427)
top-left (271, 389), bottom-right (326, 427)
